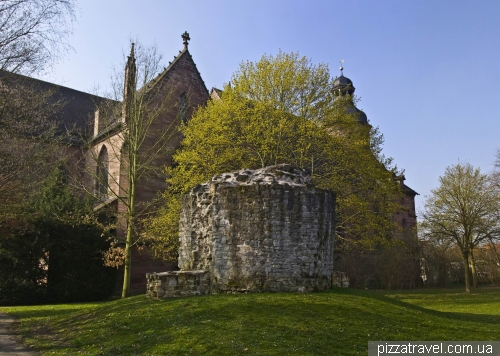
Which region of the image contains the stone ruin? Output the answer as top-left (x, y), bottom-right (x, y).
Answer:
top-left (332, 271), bottom-right (350, 288)
top-left (146, 164), bottom-right (336, 298)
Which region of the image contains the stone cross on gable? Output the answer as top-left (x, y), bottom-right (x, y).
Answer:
top-left (182, 31), bottom-right (190, 50)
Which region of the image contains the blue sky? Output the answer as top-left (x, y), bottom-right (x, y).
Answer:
top-left (41, 0), bottom-right (500, 215)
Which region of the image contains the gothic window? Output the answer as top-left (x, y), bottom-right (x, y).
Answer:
top-left (96, 145), bottom-right (109, 198)
top-left (179, 92), bottom-right (187, 123)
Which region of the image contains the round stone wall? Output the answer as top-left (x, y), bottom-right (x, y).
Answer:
top-left (178, 164), bottom-right (335, 293)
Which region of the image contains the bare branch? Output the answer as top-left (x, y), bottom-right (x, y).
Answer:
top-left (0, 0), bottom-right (76, 75)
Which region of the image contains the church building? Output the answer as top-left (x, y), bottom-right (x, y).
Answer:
top-left (2, 33), bottom-right (417, 294)
top-left (330, 66), bottom-right (418, 236)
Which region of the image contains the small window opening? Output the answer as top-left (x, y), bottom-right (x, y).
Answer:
top-left (179, 92), bottom-right (188, 123)
top-left (96, 145), bottom-right (109, 199)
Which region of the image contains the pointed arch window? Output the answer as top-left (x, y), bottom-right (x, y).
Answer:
top-left (96, 145), bottom-right (109, 198)
top-left (179, 92), bottom-right (188, 123)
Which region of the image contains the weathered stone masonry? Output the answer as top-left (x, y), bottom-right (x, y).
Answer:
top-left (147, 164), bottom-right (335, 298)
top-left (146, 270), bottom-right (210, 298)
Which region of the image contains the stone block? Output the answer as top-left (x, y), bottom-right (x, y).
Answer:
top-left (146, 270), bottom-right (210, 299)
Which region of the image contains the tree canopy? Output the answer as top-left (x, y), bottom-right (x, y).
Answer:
top-left (420, 162), bottom-right (500, 292)
top-left (0, 0), bottom-right (76, 229)
top-left (147, 51), bottom-right (404, 260)
top-left (0, 0), bottom-right (76, 75)
top-left (0, 72), bottom-right (65, 226)
top-left (0, 165), bottom-right (116, 305)
top-left (231, 51), bottom-right (333, 122)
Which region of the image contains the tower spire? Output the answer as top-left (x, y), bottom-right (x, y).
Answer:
top-left (122, 42), bottom-right (137, 122)
top-left (129, 43), bottom-right (135, 58)
top-left (339, 59), bottom-right (344, 76)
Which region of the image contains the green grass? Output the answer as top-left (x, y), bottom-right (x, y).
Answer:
top-left (2, 287), bottom-right (500, 355)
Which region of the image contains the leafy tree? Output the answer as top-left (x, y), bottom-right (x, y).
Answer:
top-left (148, 51), bottom-right (403, 260)
top-left (0, 165), bottom-right (117, 305)
top-left (418, 231), bottom-right (456, 287)
top-left (231, 51), bottom-right (333, 122)
top-left (420, 162), bottom-right (500, 292)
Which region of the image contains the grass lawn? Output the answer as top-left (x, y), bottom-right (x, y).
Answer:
top-left (1, 287), bottom-right (500, 355)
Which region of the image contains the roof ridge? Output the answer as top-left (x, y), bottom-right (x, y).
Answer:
top-left (144, 48), bottom-right (208, 95)
top-left (0, 70), bottom-right (118, 103)
top-left (144, 48), bottom-right (189, 90)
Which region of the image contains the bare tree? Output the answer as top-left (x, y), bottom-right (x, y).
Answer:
top-left (0, 0), bottom-right (76, 213)
top-left (83, 41), bottom-right (183, 298)
top-left (420, 162), bottom-right (500, 292)
top-left (0, 0), bottom-right (76, 75)
top-left (0, 72), bottom-right (63, 221)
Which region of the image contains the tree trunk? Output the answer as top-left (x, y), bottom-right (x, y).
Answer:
top-left (122, 154), bottom-right (137, 298)
top-left (462, 251), bottom-right (471, 293)
top-left (469, 252), bottom-right (478, 288)
top-left (121, 214), bottom-right (134, 298)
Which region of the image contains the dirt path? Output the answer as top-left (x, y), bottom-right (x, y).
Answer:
top-left (0, 312), bottom-right (40, 356)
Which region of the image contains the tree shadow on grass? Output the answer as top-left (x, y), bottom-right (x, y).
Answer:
top-left (4, 290), bottom-right (500, 355)
top-left (340, 288), bottom-right (500, 326)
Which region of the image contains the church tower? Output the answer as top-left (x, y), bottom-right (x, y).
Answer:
top-left (332, 64), bottom-right (368, 125)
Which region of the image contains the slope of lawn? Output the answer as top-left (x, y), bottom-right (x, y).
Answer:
top-left (2, 287), bottom-right (500, 355)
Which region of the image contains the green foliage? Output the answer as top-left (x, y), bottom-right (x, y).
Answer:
top-left (232, 51), bottom-right (333, 122)
top-left (421, 163), bottom-right (500, 248)
top-left (148, 51), bottom-right (403, 260)
top-left (4, 288), bottom-right (500, 355)
top-left (421, 162), bottom-right (500, 292)
top-left (0, 165), bottom-right (117, 305)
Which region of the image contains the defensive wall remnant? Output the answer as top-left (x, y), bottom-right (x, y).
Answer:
top-left (147, 164), bottom-right (335, 298)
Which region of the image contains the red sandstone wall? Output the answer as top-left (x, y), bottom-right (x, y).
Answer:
top-left (118, 49), bottom-right (209, 294)
top-left (130, 247), bottom-right (177, 295)
top-left (133, 50), bottom-right (209, 206)
top-left (392, 190), bottom-right (417, 239)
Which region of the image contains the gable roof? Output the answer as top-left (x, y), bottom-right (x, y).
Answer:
top-left (0, 70), bottom-right (119, 138)
top-left (394, 174), bottom-right (418, 196)
top-left (145, 48), bottom-right (208, 96)
top-left (402, 183), bottom-right (418, 196)
top-left (210, 87), bottom-right (222, 100)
